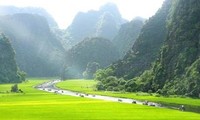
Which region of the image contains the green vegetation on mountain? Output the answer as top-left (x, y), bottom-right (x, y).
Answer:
top-left (113, 0), bottom-right (171, 79)
top-left (0, 14), bottom-right (64, 77)
top-left (112, 17), bottom-right (145, 58)
top-left (66, 3), bottom-right (126, 46)
top-left (1, 1), bottom-right (200, 119)
top-left (95, 0), bottom-right (200, 98)
top-left (63, 37), bottom-right (119, 79)
top-left (137, 0), bottom-right (200, 97)
top-left (0, 33), bottom-right (25, 83)
top-left (95, 0), bottom-right (171, 86)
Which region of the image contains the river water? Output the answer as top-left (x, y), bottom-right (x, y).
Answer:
top-left (35, 80), bottom-right (200, 113)
top-left (35, 80), bottom-right (165, 108)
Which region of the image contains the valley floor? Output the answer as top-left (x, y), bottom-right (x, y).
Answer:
top-left (56, 79), bottom-right (200, 113)
top-left (0, 78), bottom-right (200, 120)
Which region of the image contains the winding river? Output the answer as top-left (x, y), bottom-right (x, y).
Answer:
top-left (35, 80), bottom-right (166, 107)
top-left (35, 80), bottom-right (200, 113)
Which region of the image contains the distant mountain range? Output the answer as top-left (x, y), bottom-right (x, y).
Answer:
top-left (0, 6), bottom-right (58, 27)
top-left (0, 3), bottom-right (146, 82)
top-left (65, 3), bottom-right (127, 46)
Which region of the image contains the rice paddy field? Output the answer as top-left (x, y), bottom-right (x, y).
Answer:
top-left (56, 79), bottom-right (200, 112)
top-left (0, 78), bottom-right (200, 120)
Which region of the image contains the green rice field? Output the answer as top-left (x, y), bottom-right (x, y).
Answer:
top-left (56, 79), bottom-right (200, 111)
top-left (0, 78), bottom-right (200, 120)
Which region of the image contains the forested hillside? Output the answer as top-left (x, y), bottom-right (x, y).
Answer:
top-left (112, 17), bottom-right (145, 58)
top-left (0, 33), bottom-right (25, 83)
top-left (0, 14), bottom-right (64, 77)
top-left (138, 0), bottom-right (200, 97)
top-left (97, 0), bottom-right (171, 80)
top-left (63, 37), bottom-right (119, 79)
top-left (65, 3), bottom-right (126, 46)
top-left (95, 0), bottom-right (200, 98)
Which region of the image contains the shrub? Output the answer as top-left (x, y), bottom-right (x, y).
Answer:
top-left (11, 84), bottom-right (18, 92)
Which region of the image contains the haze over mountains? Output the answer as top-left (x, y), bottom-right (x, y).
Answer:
top-left (0, 6), bottom-right (58, 27)
top-left (113, 17), bottom-right (145, 58)
top-left (0, 13), bottom-right (65, 77)
top-left (65, 3), bottom-right (127, 46)
top-left (0, 0), bottom-right (200, 98)
top-left (63, 37), bottom-right (119, 79)
top-left (0, 3), bottom-right (132, 78)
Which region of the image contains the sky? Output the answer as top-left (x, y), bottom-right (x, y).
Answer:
top-left (0, 0), bottom-right (165, 29)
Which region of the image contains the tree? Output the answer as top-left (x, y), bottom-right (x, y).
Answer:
top-left (95, 68), bottom-right (114, 81)
top-left (11, 84), bottom-right (18, 92)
